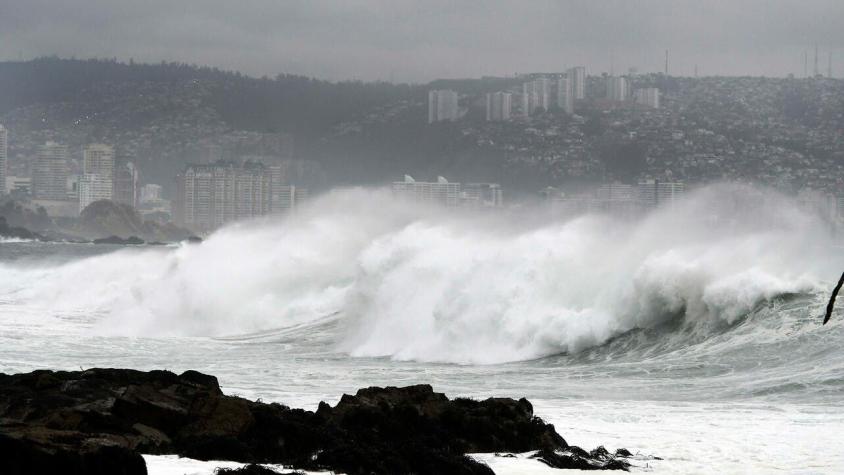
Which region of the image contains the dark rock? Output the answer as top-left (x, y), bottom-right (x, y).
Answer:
top-left (214, 464), bottom-right (304, 475)
top-left (0, 368), bottom-right (637, 474)
top-left (591, 445), bottom-right (611, 460)
top-left (0, 216), bottom-right (43, 241)
top-left (0, 432), bottom-right (147, 475)
top-left (186, 235), bottom-right (203, 243)
top-left (533, 448), bottom-right (631, 471)
top-left (615, 447), bottom-right (633, 457)
top-left (92, 235), bottom-right (145, 245)
top-left (317, 385), bottom-right (566, 453)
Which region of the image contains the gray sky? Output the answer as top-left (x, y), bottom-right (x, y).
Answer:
top-left (1, 0), bottom-right (842, 82)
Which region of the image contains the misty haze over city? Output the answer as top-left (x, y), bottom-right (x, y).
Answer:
top-left (2, 0), bottom-right (843, 81)
top-left (1, 2), bottom-right (844, 475)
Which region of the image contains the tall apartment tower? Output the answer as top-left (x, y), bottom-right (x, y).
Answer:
top-left (568, 66), bottom-right (586, 100)
top-left (522, 78), bottom-right (551, 115)
top-left (83, 144), bottom-right (115, 177)
top-left (427, 90), bottom-right (459, 123)
top-left (485, 92), bottom-right (512, 121)
top-left (634, 88), bottom-right (660, 108)
top-left (556, 77), bottom-right (574, 114)
top-left (33, 142), bottom-right (70, 200)
top-left (522, 78), bottom-right (550, 115)
top-left (113, 161), bottom-right (139, 208)
top-left (607, 76), bottom-right (629, 101)
top-left (79, 143), bottom-right (116, 211)
top-left (534, 78), bottom-right (550, 111)
top-left (0, 124), bottom-right (7, 195)
top-left (178, 160), bottom-right (303, 233)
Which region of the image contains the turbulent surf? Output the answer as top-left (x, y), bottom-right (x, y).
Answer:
top-left (1, 183), bottom-right (843, 473)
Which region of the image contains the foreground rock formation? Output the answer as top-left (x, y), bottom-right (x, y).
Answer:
top-left (0, 369), bottom-right (633, 474)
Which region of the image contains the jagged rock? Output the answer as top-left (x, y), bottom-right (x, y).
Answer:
top-left (533, 448), bottom-right (631, 471)
top-left (0, 369), bottom-right (636, 474)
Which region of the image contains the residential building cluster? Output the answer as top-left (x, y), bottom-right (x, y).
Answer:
top-left (175, 160), bottom-right (308, 232)
top-left (391, 175), bottom-right (503, 208)
top-left (0, 135), bottom-right (141, 219)
top-left (474, 66), bottom-right (597, 121)
top-left (542, 179), bottom-right (686, 216)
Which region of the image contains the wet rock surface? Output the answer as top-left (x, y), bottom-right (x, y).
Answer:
top-left (0, 368), bottom-right (633, 474)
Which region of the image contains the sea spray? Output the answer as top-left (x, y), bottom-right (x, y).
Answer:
top-left (0, 183), bottom-right (838, 364)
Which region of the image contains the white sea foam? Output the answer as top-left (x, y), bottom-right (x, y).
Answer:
top-left (0, 183), bottom-right (838, 364)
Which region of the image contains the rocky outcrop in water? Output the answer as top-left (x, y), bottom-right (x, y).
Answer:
top-left (0, 368), bottom-right (634, 474)
top-left (92, 235), bottom-right (146, 245)
top-left (0, 216), bottom-right (42, 241)
top-left (79, 200), bottom-right (194, 242)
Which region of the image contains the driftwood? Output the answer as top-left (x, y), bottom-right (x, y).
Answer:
top-left (823, 272), bottom-right (844, 325)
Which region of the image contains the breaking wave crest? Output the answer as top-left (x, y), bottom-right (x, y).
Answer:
top-left (0, 183), bottom-right (840, 364)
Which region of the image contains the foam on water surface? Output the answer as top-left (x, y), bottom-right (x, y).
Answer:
top-left (2, 184), bottom-right (843, 473)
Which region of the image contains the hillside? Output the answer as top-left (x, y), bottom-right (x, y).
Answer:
top-left (3, 58), bottom-right (844, 196)
top-left (0, 57), bottom-right (423, 188)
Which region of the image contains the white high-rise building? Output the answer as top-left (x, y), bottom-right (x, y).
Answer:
top-left (534, 78), bottom-right (550, 111)
top-left (81, 143), bottom-right (115, 208)
top-left (33, 141), bottom-right (70, 201)
top-left (485, 92), bottom-right (512, 121)
top-left (568, 66), bottom-right (586, 100)
top-left (78, 174), bottom-right (114, 212)
top-left (0, 124), bottom-right (7, 195)
top-left (634, 88), bottom-right (660, 108)
top-left (427, 90), bottom-right (459, 123)
top-left (522, 78), bottom-right (550, 115)
top-left (556, 77), bottom-right (574, 114)
top-left (392, 175), bottom-right (461, 207)
top-left (83, 144), bottom-right (115, 177)
top-left (607, 76), bottom-right (629, 101)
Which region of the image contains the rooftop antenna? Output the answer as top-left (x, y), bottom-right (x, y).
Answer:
top-left (804, 50), bottom-right (808, 78)
top-left (664, 49), bottom-right (669, 75)
top-left (829, 51), bottom-right (833, 78)
top-left (694, 64), bottom-right (698, 78)
top-left (814, 43), bottom-right (819, 77)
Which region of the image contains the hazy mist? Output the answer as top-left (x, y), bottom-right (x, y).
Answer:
top-left (2, 0), bottom-right (842, 81)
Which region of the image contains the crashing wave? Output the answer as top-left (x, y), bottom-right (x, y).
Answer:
top-left (0, 183), bottom-right (839, 364)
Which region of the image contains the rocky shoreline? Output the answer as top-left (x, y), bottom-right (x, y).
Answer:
top-left (0, 369), bottom-right (637, 474)
top-left (0, 220), bottom-right (202, 246)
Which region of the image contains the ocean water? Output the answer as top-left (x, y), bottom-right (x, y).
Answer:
top-left (1, 184), bottom-right (843, 474)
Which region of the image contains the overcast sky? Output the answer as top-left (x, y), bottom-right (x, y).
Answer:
top-left (1, 0), bottom-right (842, 82)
